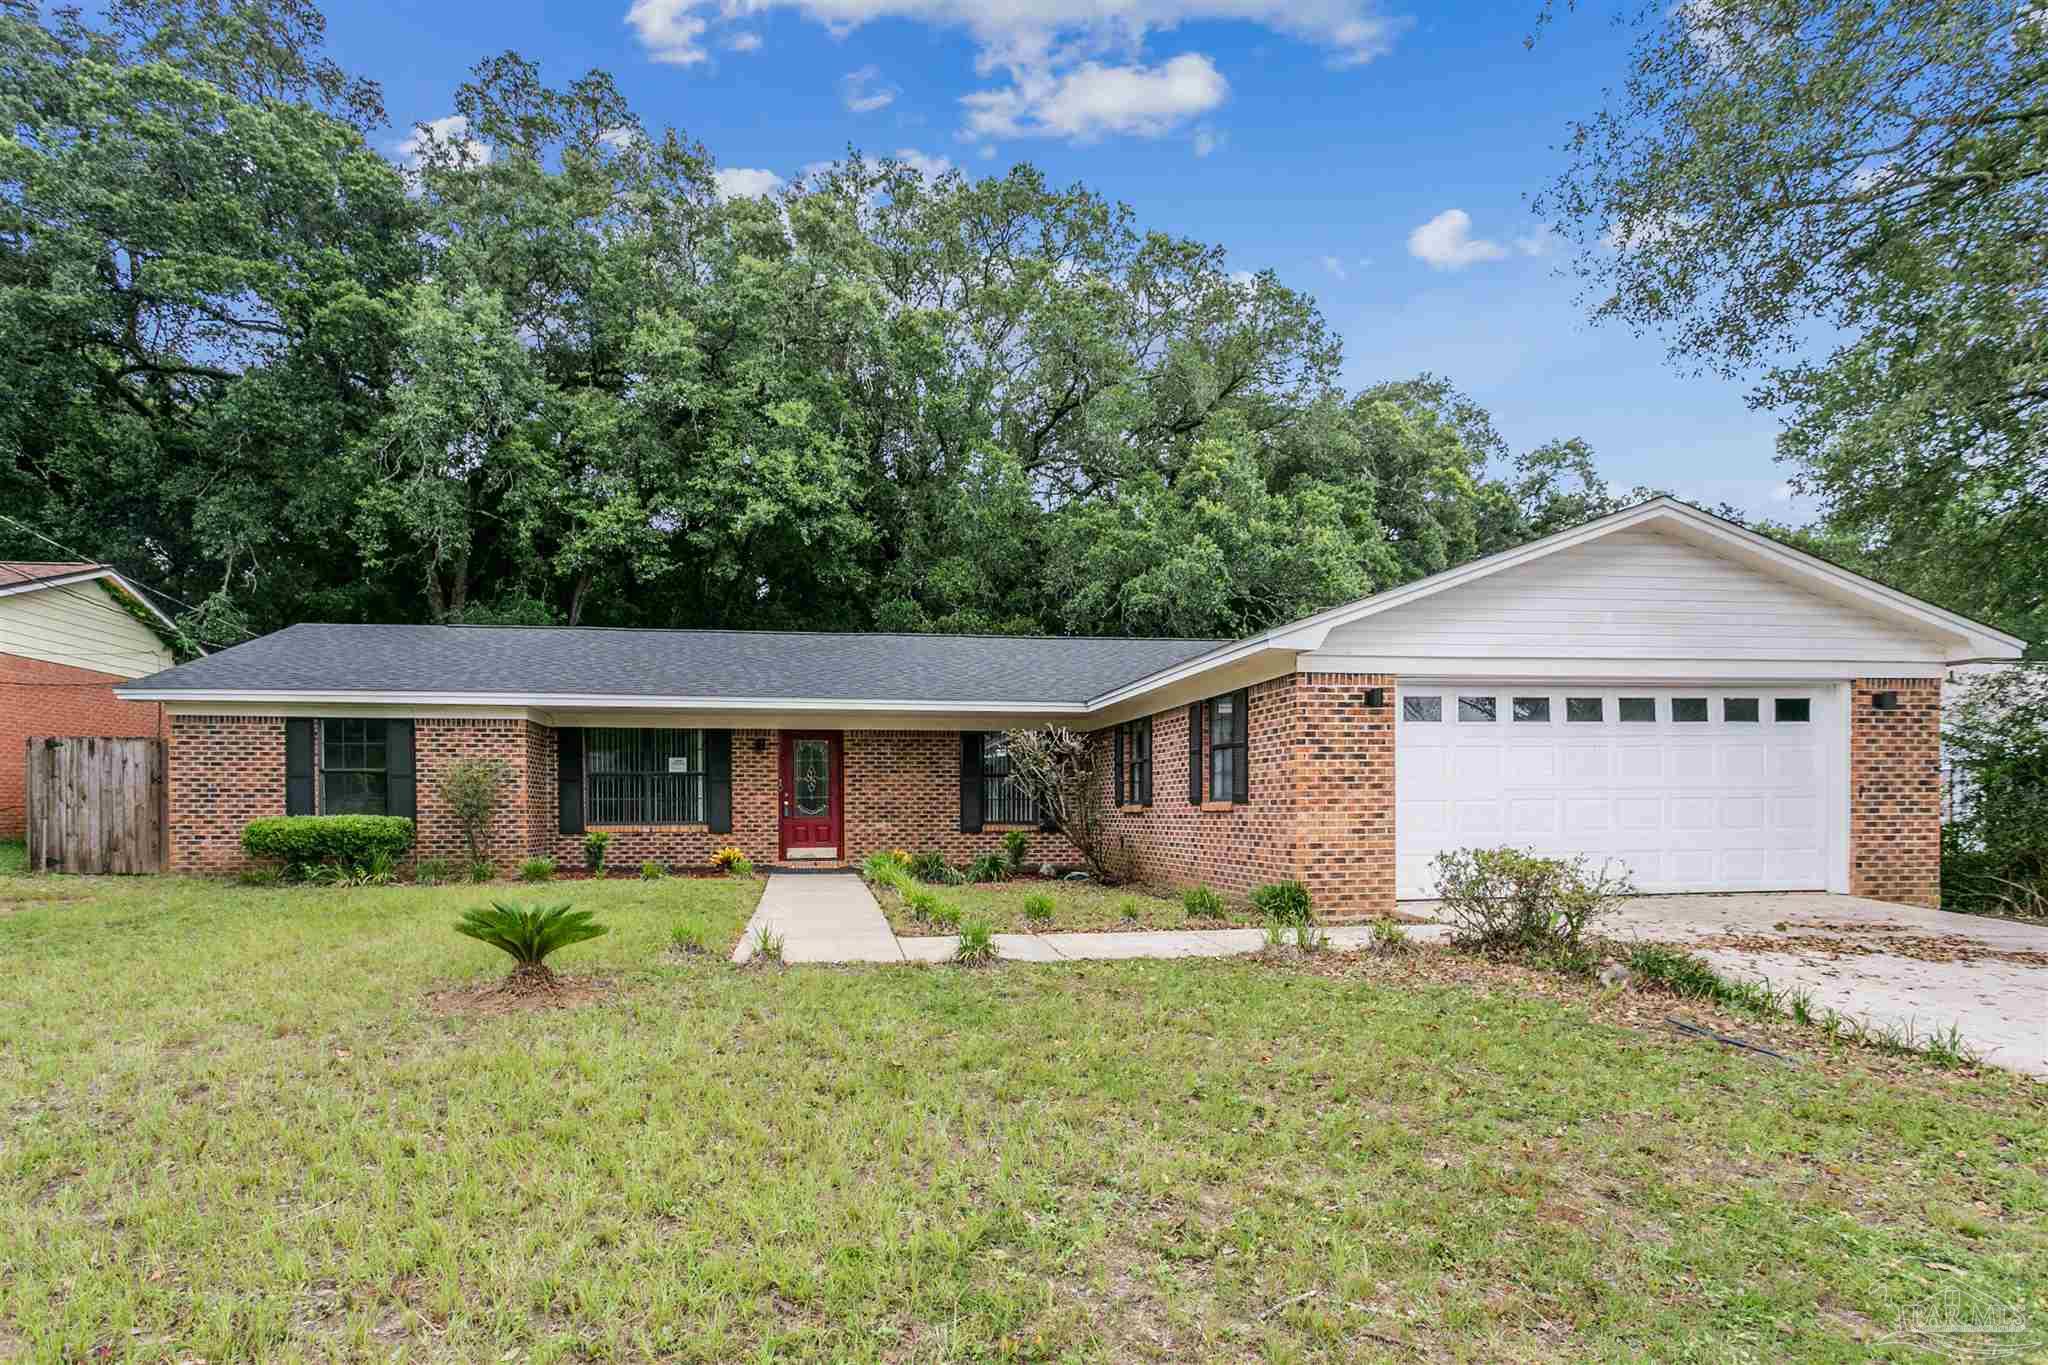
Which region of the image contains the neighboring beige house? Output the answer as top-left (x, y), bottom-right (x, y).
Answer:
top-left (0, 562), bottom-right (179, 838)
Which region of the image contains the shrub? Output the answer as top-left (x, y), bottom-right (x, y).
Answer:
top-left (965, 852), bottom-right (1008, 883)
top-left (639, 860), bottom-right (665, 880)
top-left (359, 849), bottom-right (400, 886)
top-left (908, 850), bottom-right (952, 883)
top-left (1002, 829), bottom-right (1031, 871)
top-left (242, 815), bottom-right (415, 874)
top-left (1369, 918), bottom-right (1412, 954)
top-left (904, 888), bottom-right (941, 923)
top-left (454, 900), bottom-right (609, 985)
top-left (583, 830), bottom-right (612, 873)
top-left (1249, 880), bottom-right (1312, 926)
top-left (1294, 922), bottom-right (1329, 954)
top-left (726, 856), bottom-right (756, 878)
top-left (1114, 895), bottom-right (1144, 923)
top-left (467, 858), bottom-right (495, 884)
top-left (711, 845), bottom-right (748, 872)
top-left (750, 925), bottom-right (784, 963)
top-left (434, 757), bottom-right (512, 864)
top-left (1182, 884), bottom-right (1225, 918)
top-left (1021, 892), bottom-right (1055, 926)
top-left (1942, 667), bottom-right (2048, 914)
top-left (954, 918), bottom-right (999, 965)
top-left (518, 857), bottom-right (556, 883)
top-left (928, 900), bottom-right (963, 932)
top-left (235, 866), bottom-right (282, 888)
top-left (414, 856), bottom-right (456, 886)
top-left (1432, 847), bottom-right (1631, 961)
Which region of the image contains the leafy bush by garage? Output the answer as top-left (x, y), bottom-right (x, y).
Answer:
top-left (1942, 666), bottom-right (2048, 916)
top-left (242, 815), bottom-right (415, 874)
top-left (1431, 846), bottom-right (1630, 966)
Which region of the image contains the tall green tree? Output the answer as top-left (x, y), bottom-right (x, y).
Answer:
top-left (1535, 0), bottom-right (2047, 651)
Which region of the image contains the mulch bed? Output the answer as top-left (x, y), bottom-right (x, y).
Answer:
top-left (552, 867), bottom-right (723, 881)
top-left (425, 973), bottom-right (616, 1015)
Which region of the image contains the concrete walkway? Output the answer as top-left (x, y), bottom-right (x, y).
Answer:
top-left (731, 872), bottom-right (901, 964)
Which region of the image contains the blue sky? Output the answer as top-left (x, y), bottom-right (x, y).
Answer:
top-left (320, 0), bottom-right (1808, 522)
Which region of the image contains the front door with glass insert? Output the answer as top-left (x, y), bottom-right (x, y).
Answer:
top-left (779, 731), bottom-right (842, 858)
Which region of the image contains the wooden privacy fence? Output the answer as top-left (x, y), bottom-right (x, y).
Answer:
top-left (24, 736), bottom-right (166, 874)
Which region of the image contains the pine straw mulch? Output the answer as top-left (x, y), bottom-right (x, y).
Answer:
top-left (1255, 942), bottom-right (2048, 1095)
top-left (425, 971), bottom-right (617, 1016)
top-left (1684, 920), bottom-right (2048, 967)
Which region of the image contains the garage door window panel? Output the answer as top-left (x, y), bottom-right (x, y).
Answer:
top-left (1672, 698), bottom-right (1709, 723)
top-left (1512, 697), bottom-right (1551, 723)
top-left (1403, 696), bottom-right (1443, 722)
top-left (1618, 697), bottom-right (1657, 723)
top-left (1724, 698), bottom-right (1761, 723)
top-left (1458, 696), bottom-right (1497, 723)
top-left (1775, 698), bottom-right (1811, 723)
top-left (1566, 697), bottom-right (1605, 723)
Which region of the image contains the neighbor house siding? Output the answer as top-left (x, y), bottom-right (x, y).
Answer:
top-left (1317, 527), bottom-right (1943, 664)
top-left (1850, 677), bottom-right (1942, 908)
top-left (0, 580), bottom-right (174, 678)
top-left (1, 652), bottom-right (166, 837)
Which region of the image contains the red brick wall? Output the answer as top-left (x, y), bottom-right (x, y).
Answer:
top-left (841, 729), bottom-right (1079, 867)
top-left (1, 652), bottom-right (165, 837)
top-left (539, 727), bottom-right (781, 871)
top-left (1850, 677), bottom-right (1942, 908)
top-left (412, 718), bottom-right (538, 870)
top-left (1088, 673), bottom-right (1396, 914)
top-left (166, 714), bottom-right (285, 873)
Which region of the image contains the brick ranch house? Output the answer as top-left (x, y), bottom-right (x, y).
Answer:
top-left (1, 562), bottom-right (178, 838)
top-left (116, 500), bottom-right (2024, 912)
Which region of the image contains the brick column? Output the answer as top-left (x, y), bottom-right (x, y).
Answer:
top-left (1848, 677), bottom-right (1942, 908)
top-left (166, 714), bottom-right (287, 873)
top-left (1288, 672), bottom-right (1397, 916)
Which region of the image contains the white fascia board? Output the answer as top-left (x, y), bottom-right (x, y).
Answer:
top-left (120, 688), bottom-right (1090, 714)
top-left (1344, 657), bottom-right (1947, 683)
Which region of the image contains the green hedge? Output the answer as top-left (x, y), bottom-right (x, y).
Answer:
top-left (241, 815), bottom-right (415, 869)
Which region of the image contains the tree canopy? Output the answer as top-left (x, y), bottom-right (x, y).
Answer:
top-left (2, 0), bottom-right (1630, 642)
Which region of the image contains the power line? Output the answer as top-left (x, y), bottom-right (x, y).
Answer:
top-left (0, 519), bottom-right (250, 649)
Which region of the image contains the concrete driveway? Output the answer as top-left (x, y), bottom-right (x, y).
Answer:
top-left (1410, 892), bottom-right (2048, 1079)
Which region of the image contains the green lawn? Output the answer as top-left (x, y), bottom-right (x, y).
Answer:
top-left (875, 877), bottom-right (1244, 935)
top-left (0, 838), bottom-right (25, 875)
top-left (2, 872), bottom-right (2044, 1362)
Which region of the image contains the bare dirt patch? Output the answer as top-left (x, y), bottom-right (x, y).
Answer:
top-left (425, 973), bottom-right (616, 1016)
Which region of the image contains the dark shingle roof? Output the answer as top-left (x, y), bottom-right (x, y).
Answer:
top-left (122, 624), bottom-right (1229, 705)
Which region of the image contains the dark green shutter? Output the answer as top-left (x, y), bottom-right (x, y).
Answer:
top-left (286, 718), bottom-right (314, 815)
top-left (960, 732), bottom-right (984, 832)
top-left (1186, 703), bottom-right (1203, 804)
top-left (386, 719), bottom-right (416, 818)
top-left (705, 729), bottom-right (732, 833)
top-left (1112, 724), bottom-right (1125, 805)
top-left (557, 727), bottom-right (585, 835)
top-left (1140, 721), bottom-right (1153, 806)
top-left (1230, 688), bottom-right (1250, 803)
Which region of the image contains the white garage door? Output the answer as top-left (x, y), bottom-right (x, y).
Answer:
top-left (1396, 685), bottom-right (1835, 898)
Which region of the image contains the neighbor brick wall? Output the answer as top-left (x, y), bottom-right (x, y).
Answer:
top-left (1089, 672), bottom-right (1396, 913)
top-left (1849, 677), bottom-right (1942, 908)
top-left (1, 652), bottom-right (165, 837)
top-left (166, 714), bottom-right (285, 873)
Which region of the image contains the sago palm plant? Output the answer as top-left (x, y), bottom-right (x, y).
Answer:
top-left (454, 901), bottom-right (609, 988)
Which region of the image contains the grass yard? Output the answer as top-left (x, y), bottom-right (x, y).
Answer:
top-left (876, 877), bottom-right (1243, 935)
top-left (0, 838), bottom-right (24, 875)
top-left (2, 872), bottom-right (2045, 1362)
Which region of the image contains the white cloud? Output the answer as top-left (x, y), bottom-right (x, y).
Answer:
top-left (726, 30), bottom-right (763, 51)
top-left (395, 114), bottom-right (491, 168)
top-left (1192, 125), bottom-right (1223, 157)
top-left (1600, 211), bottom-right (1699, 252)
top-left (622, 2), bottom-right (1401, 141)
top-left (890, 147), bottom-right (956, 179)
top-left (627, 0), bottom-right (711, 66)
top-left (597, 125), bottom-right (641, 149)
top-left (962, 52), bottom-right (1227, 141)
top-left (1407, 209), bottom-right (1509, 270)
top-left (1512, 226), bottom-right (1555, 258)
top-left (841, 64), bottom-right (900, 112)
top-left (1318, 254), bottom-right (1349, 281)
top-left (713, 166), bottom-right (785, 199)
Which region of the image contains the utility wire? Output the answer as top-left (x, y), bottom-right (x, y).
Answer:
top-left (0, 519), bottom-right (251, 649)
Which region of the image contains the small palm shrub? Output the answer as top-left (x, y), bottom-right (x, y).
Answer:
top-left (1002, 829), bottom-right (1031, 871)
top-left (954, 918), bottom-right (999, 965)
top-left (1250, 880), bottom-right (1312, 926)
top-left (583, 830), bottom-right (611, 873)
top-left (639, 860), bottom-right (665, 880)
top-left (454, 901), bottom-right (609, 987)
top-left (966, 852), bottom-right (1008, 883)
top-left (1182, 884), bottom-right (1225, 918)
top-left (1021, 892), bottom-right (1055, 927)
top-left (711, 845), bottom-right (748, 873)
top-left (909, 850), bottom-right (952, 883)
top-left (413, 856), bottom-right (456, 886)
top-left (519, 857), bottom-right (556, 883)
top-left (928, 900), bottom-right (963, 932)
top-left (468, 858), bottom-right (495, 884)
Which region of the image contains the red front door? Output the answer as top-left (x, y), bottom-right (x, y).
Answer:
top-left (779, 731), bottom-right (843, 858)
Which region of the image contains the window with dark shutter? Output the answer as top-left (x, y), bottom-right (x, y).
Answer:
top-left (320, 718), bottom-right (389, 815)
top-left (1207, 690), bottom-right (1248, 804)
top-left (1186, 702), bottom-right (1204, 803)
top-left (558, 728), bottom-right (585, 835)
top-left (959, 732), bottom-right (983, 832)
top-left (1120, 718), bottom-right (1151, 805)
top-left (285, 718), bottom-right (314, 816)
top-left (980, 733), bottom-right (1038, 825)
